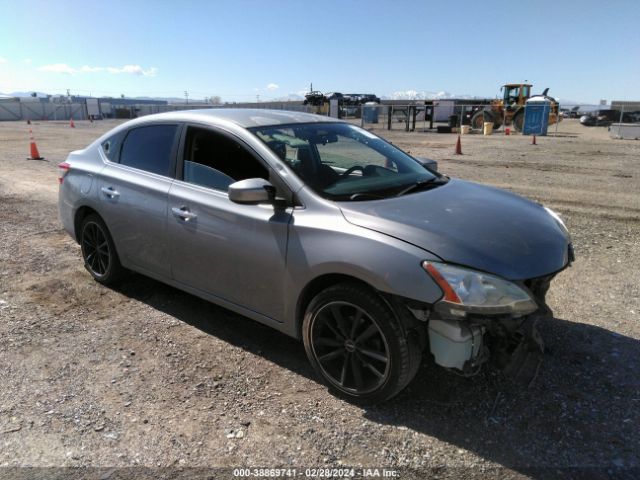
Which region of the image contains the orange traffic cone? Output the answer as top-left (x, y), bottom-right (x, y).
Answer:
top-left (531, 135), bottom-right (537, 145)
top-left (70, 117), bottom-right (75, 128)
top-left (27, 129), bottom-right (44, 160)
top-left (455, 135), bottom-right (462, 155)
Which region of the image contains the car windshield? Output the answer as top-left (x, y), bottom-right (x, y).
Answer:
top-left (250, 123), bottom-right (436, 201)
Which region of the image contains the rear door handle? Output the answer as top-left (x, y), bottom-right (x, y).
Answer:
top-left (171, 206), bottom-right (197, 221)
top-left (101, 186), bottom-right (120, 198)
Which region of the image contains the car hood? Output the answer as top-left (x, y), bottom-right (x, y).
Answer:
top-left (339, 178), bottom-right (571, 280)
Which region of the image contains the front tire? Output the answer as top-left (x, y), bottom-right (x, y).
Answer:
top-left (80, 214), bottom-right (124, 285)
top-left (302, 283), bottom-right (421, 403)
top-left (512, 111), bottom-right (525, 132)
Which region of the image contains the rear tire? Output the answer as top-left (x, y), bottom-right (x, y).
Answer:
top-left (302, 283), bottom-right (421, 403)
top-left (471, 110), bottom-right (493, 130)
top-left (80, 214), bottom-right (124, 285)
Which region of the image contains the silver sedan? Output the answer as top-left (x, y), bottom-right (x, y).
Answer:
top-left (58, 109), bottom-right (573, 402)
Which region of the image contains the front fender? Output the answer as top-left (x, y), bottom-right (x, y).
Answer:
top-left (280, 208), bottom-right (444, 336)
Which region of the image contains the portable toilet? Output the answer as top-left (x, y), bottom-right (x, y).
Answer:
top-left (363, 102), bottom-right (379, 123)
top-left (523, 96), bottom-right (551, 136)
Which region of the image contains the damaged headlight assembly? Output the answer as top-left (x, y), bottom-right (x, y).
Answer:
top-left (422, 261), bottom-right (538, 318)
top-left (422, 261), bottom-right (545, 374)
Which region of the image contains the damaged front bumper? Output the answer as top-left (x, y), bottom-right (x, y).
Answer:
top-left (427, 311), bottom-right (548, 384)
top-left (489, 312), bottom-right (546, 383)
top-left (425, 274), bottom-right (555, 385)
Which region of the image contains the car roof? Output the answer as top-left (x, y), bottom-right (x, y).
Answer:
top-left (139, 108), bottom-right (339, 128)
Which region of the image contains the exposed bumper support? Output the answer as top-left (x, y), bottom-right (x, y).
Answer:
top-left (496, 313), bottom-right (546, 385)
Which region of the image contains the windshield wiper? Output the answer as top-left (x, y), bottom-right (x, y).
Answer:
top-left (394, 176), bottom-right (448, 197)
top-left (349, 192), bottom-right (386, 201)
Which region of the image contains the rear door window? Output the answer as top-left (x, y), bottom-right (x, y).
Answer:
top-left (120, 124), bottom-right (179, 177)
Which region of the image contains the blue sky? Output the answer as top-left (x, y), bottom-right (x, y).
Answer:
top-left (0, 0), bottom-right (638, 103)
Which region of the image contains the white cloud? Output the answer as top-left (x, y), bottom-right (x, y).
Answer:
top-left (38, 63), bottom-right (76, 74)
top-left (22, 58), bottom-right (32, 64)
top-left (80, 65), bottom-right (104, 73)
top-left (107, 64), bottom-right (158, 76)
top-left (266, 83), bottom-right (279, 91)
top-left (36, 63), bottom-right (157, 76)
top-left (0, 57), bottom-right (8, 64)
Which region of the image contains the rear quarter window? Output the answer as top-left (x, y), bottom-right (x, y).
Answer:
top-left (101, 130), bottom-right (126, 162)
top-left (119, 124), bottom-right (179, 177)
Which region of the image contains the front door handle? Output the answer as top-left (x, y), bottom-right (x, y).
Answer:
top-left (171, 206), bottom-right (197, 221)
top-left (101, 186), bottom-right (120, 198)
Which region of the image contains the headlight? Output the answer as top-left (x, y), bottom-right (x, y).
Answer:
top-left (422, 261), bottom-right (538, 317)
top-left (543, 206), bottom-right (569, 235)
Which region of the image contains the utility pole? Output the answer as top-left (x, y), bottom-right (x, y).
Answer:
top-left (184, 90), bottom-right (189, 105)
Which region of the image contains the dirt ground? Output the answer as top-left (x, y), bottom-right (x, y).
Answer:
top-left (0, 117), bottom-right (639, 479)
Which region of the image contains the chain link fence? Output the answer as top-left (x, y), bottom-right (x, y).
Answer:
top-left (350, 102), bottom-right (556, 135)
top-left (2, 99), bottom-right (638, 138)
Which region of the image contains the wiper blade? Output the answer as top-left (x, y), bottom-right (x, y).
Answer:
top-left (349, 192), bottom-right (385, 201)
top-left (395, 176), bottom-right (447, 197)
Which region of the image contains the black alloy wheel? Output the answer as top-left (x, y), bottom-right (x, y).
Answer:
top-left (303, 283), bottom-right (422, 403)
top-left (310, 301), bottom-right (390, 394)
top-left (80, 214), bottom-right (124, 285)
top-left (82, 221), bottom-right (109, 276)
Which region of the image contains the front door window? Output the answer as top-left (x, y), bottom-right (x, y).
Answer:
top-left (181, 126), bottom-right (269, 191)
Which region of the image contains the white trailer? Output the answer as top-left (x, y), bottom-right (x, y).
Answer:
top-left (610, 123), bottom-right (640, 140)
top-left (86, 98), bottom-right (100, 119)
top-left (433, 100), bottom-right (455, 122)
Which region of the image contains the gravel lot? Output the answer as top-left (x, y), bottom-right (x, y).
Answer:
top-left (0, 118), bottom-right (638, 479)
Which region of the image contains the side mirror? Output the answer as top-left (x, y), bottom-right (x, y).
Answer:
top-left (228, 178), bottom-right (276, 205)
top-left (415, 157), bottom-right (438, 172)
